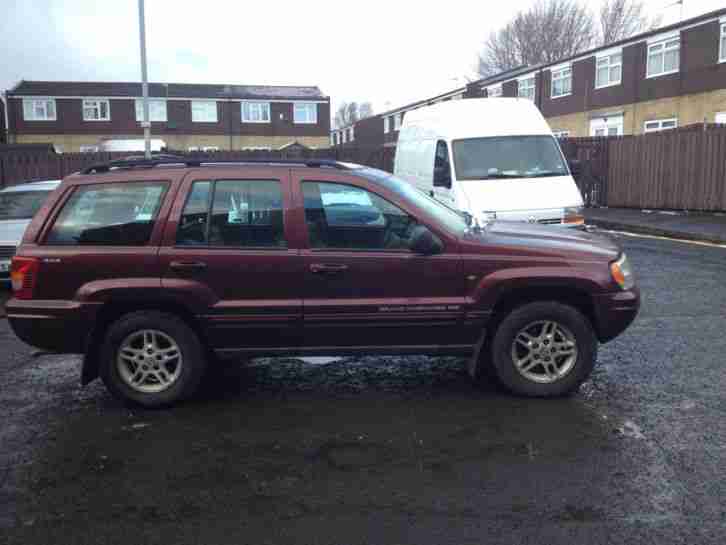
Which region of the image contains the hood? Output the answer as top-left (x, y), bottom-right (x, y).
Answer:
top-left (464, 221), bottom-right (621, 261)
top-left (0, 219), bottom-right (32, 246)
top-left (456, 176), bottom-right (583, 215)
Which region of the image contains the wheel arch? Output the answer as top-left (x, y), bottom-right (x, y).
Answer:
top-left (82, 298), bottom-right (211, 386)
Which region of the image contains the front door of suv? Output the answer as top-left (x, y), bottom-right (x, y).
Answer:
top-left (159, 168), bottom-right (302, 352)
top-left (291, 170), bottom-right (472, 351)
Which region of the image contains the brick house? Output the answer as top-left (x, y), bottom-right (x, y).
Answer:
top-left (333, 7), bottom-right (726, 146)
top-left (5, 81), bottom-right (330, 152)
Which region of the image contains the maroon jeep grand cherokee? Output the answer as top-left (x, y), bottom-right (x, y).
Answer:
top-left (6, 157), bottom-right (639, 407)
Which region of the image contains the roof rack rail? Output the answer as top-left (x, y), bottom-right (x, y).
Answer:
top-left (80, 156), bottom-right (353, 175)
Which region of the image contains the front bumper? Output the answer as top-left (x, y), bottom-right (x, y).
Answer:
top-left (593, 287), bottom-right (640, 343)
top-left (6, 299), bottom-right (101, 353)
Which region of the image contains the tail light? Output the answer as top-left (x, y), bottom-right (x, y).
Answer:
top-left (10, 257), bottom-right (39, 299)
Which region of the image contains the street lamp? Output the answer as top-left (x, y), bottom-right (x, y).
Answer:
top-left (138, 0), bottom-right (151, 159)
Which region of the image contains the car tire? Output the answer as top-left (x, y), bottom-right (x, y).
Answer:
top-left (99, 311), bottom-right (207, 408)
top-left (487, 301), bottom-right (597, 397)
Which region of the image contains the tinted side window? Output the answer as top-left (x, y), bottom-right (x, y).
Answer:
top-left (302, 181), bottom-right (417, 251)
top-left (177, 180), bottom-right (285, 248)
top-left (46, 182), bottom-right (167, 246)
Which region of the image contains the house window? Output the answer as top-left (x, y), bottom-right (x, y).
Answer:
top-left (720, 23), bottom-right (726, 63)
top-left (518, 77), bottom-right (535, 100)
top-left (191, 101), bottom-right (218, 123)
top-left (647, 38), bottom-right (680, 78)
top-left (552, 130), bottom-right (570, 139)
top-left (82, 99), bottom-right (110, 121)
top-left (241, 102), bottom-right (270, 123)
top-left (716, 112), bottom-right (726, 124)
top-left (394, 113), bottom-right (402, 131)
top-left (342, 130), bottom-right (347, 144)
top-left (644, 118), bottom-right (677, 133)
top-left (590, 115), bottom-right (623, 136)
top-left (293, 103), bottom-right (317, 124)
top-left (487, 85), bottom-right (503, 97)
top-left (384, 116), bottom-right (390, 134)
top-left (348, 127), bottom-right (354, 142)
top-left (595, 52), bottom-right (622, 88)
top-left (135, 99), bottom-right (167, 122)
top-left (551, 66), bottom-right (572, 98)
top-left (22, 98), bottom-right (56, 121)
top-left (79, 145), bottom-right (99, 153)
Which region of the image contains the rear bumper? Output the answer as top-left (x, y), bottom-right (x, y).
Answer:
top-left (593, 287), bottom-right (640, 343)
top-left (6, 299), bottom-right (101, 353)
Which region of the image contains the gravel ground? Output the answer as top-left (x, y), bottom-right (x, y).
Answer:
top-left (1, 233), bottom-right (725, 544)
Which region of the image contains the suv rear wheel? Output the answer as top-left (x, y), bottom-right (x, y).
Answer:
top-left (487, 302), bottom-right (597, 397)
top-left (99, 311), bottom-right (207, 407)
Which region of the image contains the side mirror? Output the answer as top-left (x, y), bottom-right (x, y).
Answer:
top-left (409, 225), bottom-right (444, 255)
top-left (433, 165), bottom-right (452, 188)
top-left (568, 159), bottom-right (582, 176)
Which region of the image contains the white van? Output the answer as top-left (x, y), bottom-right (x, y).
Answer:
top-left (393, 98), bottom-right (584, 227)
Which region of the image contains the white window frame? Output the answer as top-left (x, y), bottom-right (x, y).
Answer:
top-left (241, 101), bottom-right (271, 123)
top-left (394, 113), bottom-right (402, 131)
top-left (595, 50), bottom-right (623, 89)
top-left (552, 130), bottom-right (570, 139)
top-left (341, 130), bottom-right (347, 144)
top-left (643, 118), bottom-right (678, 133)
top-left (22, 98), bottom-right (56, 121)
top-left (82, 99), bottom-right (110, 121)
top-left (646, 36), bottom-right (680, 79)
top-left (384, 116), bottom-right (390, 134)
top-left (293, 103), bottom-right (317, 124)
top-left (720, 22), bottom-right (726, 63)
top-left (79, 145), bottom-right (99, 153)
top-left (715, 112), bottom-right (726, 124)
top-left (487, 84), bottom-right (503, 98)
top-left (517, 77), bottom-right (535, 100)
top-left (191, 100), bottom-right (218, 123)
top-left (348, 126), bottom-right (354, 142)
top-left (551, 65), bottom-right (572, 99)
top-left (134, 99), bottom-right (167, 122)
top-left (589, 115), bottom-right (624, 137)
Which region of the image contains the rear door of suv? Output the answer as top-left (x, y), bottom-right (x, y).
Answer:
top-left (159, 167), bottom-right (303, 352)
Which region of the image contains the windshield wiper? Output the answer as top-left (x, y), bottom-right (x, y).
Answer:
top-left (526, 171), bottom-right (566, 178)
top-left (481, 173), bottom-right (522, 179)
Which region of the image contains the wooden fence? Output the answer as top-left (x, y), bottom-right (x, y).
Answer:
top-left (0, 146), bottom-right (395, 187)
top-left (606, 124), bottom-right (726, 211)
top-left (1, 127), bottom-right (724, 211)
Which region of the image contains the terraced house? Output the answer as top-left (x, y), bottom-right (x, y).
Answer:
top-left (332, 6), bottom-right (726, 147)
top-left (5, 81), bottom-right (330, 152)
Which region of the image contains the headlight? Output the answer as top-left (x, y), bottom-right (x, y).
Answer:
top-left (563, 206), bottom-right (584, 225)
top-left (610, 253), bottom-right (635, 290)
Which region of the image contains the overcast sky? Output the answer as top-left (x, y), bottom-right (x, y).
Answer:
top-left (1, 0), bottom-right (723, 119)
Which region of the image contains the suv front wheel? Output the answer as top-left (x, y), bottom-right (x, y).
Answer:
top-left (99, 311), bottom-right (207, 407)
top-left (487, 301), bottom-right (597, 397)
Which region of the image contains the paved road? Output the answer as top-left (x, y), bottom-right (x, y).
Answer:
top-left (1, 234), bottom-right (725, 545)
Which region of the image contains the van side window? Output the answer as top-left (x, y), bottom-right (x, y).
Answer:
top-left (302, 181), bottom-right (418, 251)
top-left (45, 182), bottom-right (167, 246)
top-left (433, 140), bottom-right (452, 187)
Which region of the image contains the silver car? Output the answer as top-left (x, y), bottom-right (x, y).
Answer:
top-left (0, 180), bottom-right (61, 281)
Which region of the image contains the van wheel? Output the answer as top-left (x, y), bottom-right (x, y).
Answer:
top-left (99, 311), bottom-right (207, 408)
top-left (487, 302), bottom-right (597, 397)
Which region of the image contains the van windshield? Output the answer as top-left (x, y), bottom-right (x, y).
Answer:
top-left (452, 136), bottom-right (568, 181)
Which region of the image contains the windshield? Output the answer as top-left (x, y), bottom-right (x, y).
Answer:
top-left (452, 135), bottom-right (568, 180)
top-left (0, 191), bottom-right (51, 220)
top-left (358, 168), bottom-right (468, 233)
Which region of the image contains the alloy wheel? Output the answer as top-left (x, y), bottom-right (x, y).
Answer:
top-left (116, 329), bottom-right (183, 393)
top-left (510, 320), bottom-right (578, 384)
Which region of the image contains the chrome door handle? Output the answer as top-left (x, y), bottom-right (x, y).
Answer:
top-left (170, 261), bottom-right (207, 272)
top-left (310, 263), bottom-right (348, 274)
